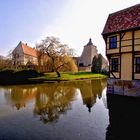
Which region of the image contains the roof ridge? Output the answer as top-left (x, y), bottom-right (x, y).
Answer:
top-left (109, 3), bottom-right (140, 16)
top-left (21, 42), bottom-right (31, 48)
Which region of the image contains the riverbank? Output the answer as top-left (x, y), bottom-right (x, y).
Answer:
top-left (0, 71), bottom-right (107, 85)
top-left (33, 72), bottom-right (107, 82)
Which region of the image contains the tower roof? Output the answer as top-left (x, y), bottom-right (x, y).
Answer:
top-left (86, 38), bottom-right (93, 46)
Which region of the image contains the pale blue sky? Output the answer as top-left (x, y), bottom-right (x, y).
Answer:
top-left (0, 0), bottom-right (140, 57)
top-left (0, 0), bottom-right (67, 55)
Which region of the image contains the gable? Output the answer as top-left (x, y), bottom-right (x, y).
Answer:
top-left (12, 42), bottom-right (24, 55)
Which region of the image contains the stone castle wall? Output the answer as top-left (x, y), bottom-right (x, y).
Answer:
top-left (77, 38), bottom-right (108, 71)
top-left (78, 44), bottom-right (97, 67)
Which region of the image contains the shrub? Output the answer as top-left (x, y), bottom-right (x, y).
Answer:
top-left (0, 69), bottom-right (15, 78)
top-left (15, 69), bottom-right (40, 79)
top-left (0, 69), bottom-right (41, 85)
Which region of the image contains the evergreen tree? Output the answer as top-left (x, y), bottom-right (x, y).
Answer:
top-left (91, 54), bottom-right (102, 73)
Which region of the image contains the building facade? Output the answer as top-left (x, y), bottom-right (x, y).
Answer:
top-left (78, 38), bottom-right (98, 67)
top-left (12, 41), bottom-right (38, 66)
top-left (77, 38), bottom-right (108, 71)
top-left (102, 4), bottom-right (140, 96)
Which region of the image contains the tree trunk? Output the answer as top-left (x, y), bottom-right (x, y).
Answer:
top-left (56, 71), bottom-right (61, 77)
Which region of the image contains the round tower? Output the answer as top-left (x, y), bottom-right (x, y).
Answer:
top-left (78, 38), bottom-right (98, 67)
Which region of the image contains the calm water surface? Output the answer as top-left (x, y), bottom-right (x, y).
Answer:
top-left (0, 79), bottom-right (109, 140)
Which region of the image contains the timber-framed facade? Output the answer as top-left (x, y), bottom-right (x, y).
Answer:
top-left (102, 4), bottom-right (140, 81)
top-left (102, 4), bottom-right (140, 96)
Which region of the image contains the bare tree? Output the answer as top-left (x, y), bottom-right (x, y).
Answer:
top-left (36, 36), bottom-right (78, 77)
top-left (0, 55), bottom-right (12, 69)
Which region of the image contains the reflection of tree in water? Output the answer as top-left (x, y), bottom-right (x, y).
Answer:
top-left (4, 85), bottom-right (37, 110)
top-left (3, 79), bottom-right (107, 123)
top-left (3, 83), bottom-right (76, 124)
top-left (33, 83), bottom-right (76, 124)
top-left (78, 79), bottom-right (106, 112)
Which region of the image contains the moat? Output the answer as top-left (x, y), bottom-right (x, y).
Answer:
top-left (0, 79), bottom-right (140, 140)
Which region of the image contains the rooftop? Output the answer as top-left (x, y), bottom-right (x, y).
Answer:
top-left (86, 38), bottom-right (93, 46)
top-left (102, 4), bottom-right (140, 35)
top-left (20, 42), bottom-right (37, 57)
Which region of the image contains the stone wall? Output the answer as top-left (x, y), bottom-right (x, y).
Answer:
top-left (107, 78), bottom-right (140, 97)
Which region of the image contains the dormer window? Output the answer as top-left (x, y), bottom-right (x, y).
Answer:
top-left (109, 36), bottom-right (117, 49)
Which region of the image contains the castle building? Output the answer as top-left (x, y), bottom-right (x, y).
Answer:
top-left (77, 38), bottom-right (108, 71)
top-left (78, 38), bottom-right (98, 67)
top-left (12, 41), bottom-right (38, 66)
top-left (12, 41), bottom-right (49, 68)
top-left (102, 4), bottom-right (140, 96)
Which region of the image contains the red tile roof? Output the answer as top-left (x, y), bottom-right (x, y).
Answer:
top-left (21, 42), bottom-right (38, 57)
top-left (102, 4), bottom-right (140, 35)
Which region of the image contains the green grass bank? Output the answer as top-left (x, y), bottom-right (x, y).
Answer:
top-left (33, 71), bottom-right (107, 82)
top-left (0, 69), bottom-right (108, 85)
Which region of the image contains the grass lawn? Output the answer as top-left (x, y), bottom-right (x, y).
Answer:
top-left (33, 71), bottom-right (108, 82)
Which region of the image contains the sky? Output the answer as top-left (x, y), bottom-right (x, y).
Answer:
top-left (0, 0), bottom-right (140, 57)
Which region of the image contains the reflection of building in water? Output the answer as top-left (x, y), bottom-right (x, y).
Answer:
top-left (101, 88), bottom-right (107, 109)
top-left (3, 80), bottom-right (107, 124)
top-left (4, 86), bottom-right (37, 110)
top-left (33, 84), bottom-right (76, 124)
top-left (106, 94), bottom-right (140, 140)
top-left (79, 79), bottom-right (106, 112)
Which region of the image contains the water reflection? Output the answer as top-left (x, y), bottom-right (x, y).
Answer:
top-left (106, 94), bottom-right (140, 140)
top-left (79, 79), bottom-right (106, 112)
top-left (34, 84), bottom-right (76, 123)
top-left (3, 79), bottom-right (106, 124)
top-left (4, 85), bottom-right (37, 110)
